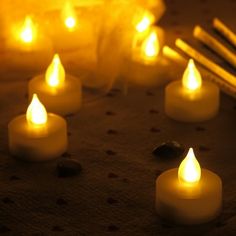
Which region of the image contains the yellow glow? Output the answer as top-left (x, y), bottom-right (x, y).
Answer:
top-left (45, 54), bottom-right (65, 88)
top-left (62, 2), bottom-right (77, 30)
top-left (20, 16), bottom-right (36, 43)
top-left (142, 31), bottom-right (160, 58)
top-left (182, 59), bottom-right (202, 91)
top-left (178, 148), bottom-right (201, 184)
top-left (136, 12), bottom-right (155, 33)
top-left (26, 94), bottom-right (48, 125)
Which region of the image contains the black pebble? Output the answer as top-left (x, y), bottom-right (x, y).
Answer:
top-left (57, 159), bottom-right (82, 178)
top-left (153, 141), bottom-right (185, 159)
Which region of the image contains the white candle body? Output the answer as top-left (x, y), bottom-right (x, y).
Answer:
top-left (122, 56), bottom-right (169, 86)
top-left (28, 75), bottom-right (82, 116)
top-left (4, 35), bottom-right (53, 72)
top-left (156, 168), bottom-right (222, 225)
top-left (8, 114), bottom-right (67, 162)
top-left (122, 26), bottom-right (167, 86)
top-left (165, 81), bottom-right (219, 122)
top-left (44, 9), bottom-right (97, 52)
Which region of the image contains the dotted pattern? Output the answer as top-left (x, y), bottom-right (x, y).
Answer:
top-left (0, 0), bottom-right (236, 235)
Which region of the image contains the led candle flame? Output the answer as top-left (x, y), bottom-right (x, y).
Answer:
top-left (62, 2), bottom-right (77, 30)
top-left (182, 59), bottom-right (202, 91)
top-left (142, 31), bottom-right (160, 58)
top-left (26, 94), bottom-right (48, 125)
top-left (178, 148), bottom-right (201, 184)
top-left (136, 12), bottom-right (155, 33)
top-left (20, 16), bottom-right (36, 43)
top-left (45, 54), bottom-right (65, 88)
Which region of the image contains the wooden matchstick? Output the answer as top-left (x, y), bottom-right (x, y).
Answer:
top-left (175, 39), bottom-right (236, 88)
top-left (213, 18), bottom-right (236, 48)
top-left (193, 25), bottom-right (236, 68)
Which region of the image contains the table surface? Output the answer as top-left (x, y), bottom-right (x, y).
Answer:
top-left (0, 0), bottom-right (236, 235)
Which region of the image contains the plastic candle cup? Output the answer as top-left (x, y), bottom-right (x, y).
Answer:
top-left (165, 59), bottom-right (220, 122)
top-left (8, 94), bottom-right (68, 162)
top-left (122, 26), bottom-right (168, 86)
top-left (5, 15), bottom-right (53, 71)
top-left (28, 54), bottom-right (82, 116)
top-left (156, 148), bottom-right (222, 225)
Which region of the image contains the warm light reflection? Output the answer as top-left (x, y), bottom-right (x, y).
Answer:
top-left (136, 11), bottom-right (155, 33)
top-left (178, 148), bottom-right (201, 184)
top-left (62, 2), bottom-right (77, 30)
top-left (20, 16), bottom-right (36, 43)
top-left (182, 59), bottom-right (202, 91)
top-left (45, 54), bottom-right (65, 88)
top-left (26, 94), bottom-right (48, 125)
top-left (141, 31), bottom-right (160, 58)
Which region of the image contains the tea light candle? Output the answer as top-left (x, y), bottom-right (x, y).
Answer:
top-left (5, 16), bottom-right (53, 71)
top-left (28, 54), bottom-right (82, 116)
top-left (156, 148), bottom-right (222, 225)
top-left (165, 59), bottom-right (220, 122)
top-left (122, 26), bottom-right (168, 86)
top-left (8, 94), bottom-right (68, 162)
top-left (44, 2), bottom-right (95, 52)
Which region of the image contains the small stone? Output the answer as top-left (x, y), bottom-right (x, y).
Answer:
top-left (57, 159), bottom-right (82, 178)
top-left (153, 141), bottom-right (185, 159)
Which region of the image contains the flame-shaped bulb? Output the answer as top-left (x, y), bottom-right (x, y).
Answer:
top-left (26, 94), bottom-right (48, 125)
top-left (178, 148), bottom-right (201, 184)
top-left (45, 54), bottom-right (65, 88)
top-left (182, 59), bottom-right (202, 91)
